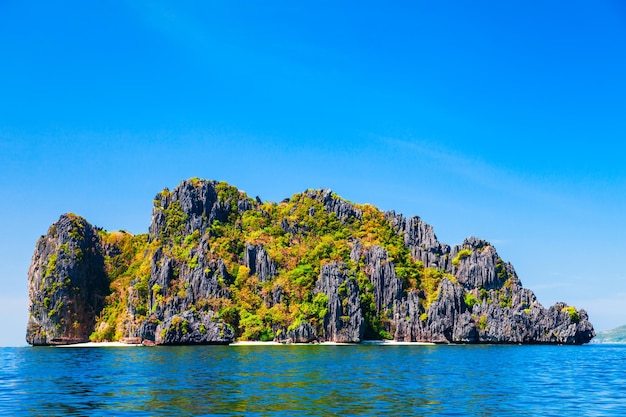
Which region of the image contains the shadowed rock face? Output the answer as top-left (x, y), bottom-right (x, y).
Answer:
top-left (26, 214), bottom-right (108, 345)
top-left (275, 322), bottom-right (319, 344)
top-left (362, 246), bottom-right (403, 315)
top-left (155, 310), bottom-right (233, 345)
top-left (27, 179), bottom-right (595, 345)
top-left (244, 243), bottom-right (277, 283)
top-left (315, 263), bottom-right (364, 343)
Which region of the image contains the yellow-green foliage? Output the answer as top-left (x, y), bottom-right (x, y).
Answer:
top-left (495, 258), bottom-right (509, 281)
top-left (452, 249), bottom-right (473, 267)
top-left (562, 305), bottom-right (580, 324)
top-left (208, 188), bottom-right (455, 339)
top-left (66, 213), bottom-right (86, 240)
top-left (215, 181), bottom-right (253, 224)
top-left (94, 180), bottom-right (469, 341)
top-left (167, 315), bottom-right (190, 335)
top-left (420, 268), bottom-right (456, 309)
top-left (478, 314), bottom-right (488, 330)
top-left (172, 229), bottom-right (200, 267)
top-left (90, 231), bottom-right (152, 342)
top-left (464, 292), bottom-right (478, 308)
top-left (163, 201), bottom-right (186, 244)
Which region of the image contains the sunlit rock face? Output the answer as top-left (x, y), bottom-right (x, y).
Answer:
top-left (27, 178), bottom-right (595, 346)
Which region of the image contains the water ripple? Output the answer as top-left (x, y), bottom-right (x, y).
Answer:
top-left (1, 344), bottom-right (625, 416)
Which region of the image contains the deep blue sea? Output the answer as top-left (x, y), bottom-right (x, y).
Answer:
top-left (1, 343), bottom-right (625, 416)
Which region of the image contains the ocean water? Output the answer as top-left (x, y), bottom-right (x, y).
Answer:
top-left (1, 343), bottom-right (625, 416)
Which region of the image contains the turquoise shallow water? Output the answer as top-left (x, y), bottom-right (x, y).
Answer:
top-left (1, 344), bottom-right (625, 416)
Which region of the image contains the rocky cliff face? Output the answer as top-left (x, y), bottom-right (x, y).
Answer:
top-left (26, 214), bottom-right (109, 345)
top-left (136, 179), bottom-right (254, 345)
top-left (315, 263), bottom-right (364, 343)
top-left (26, 178), bottom-right (595, 345)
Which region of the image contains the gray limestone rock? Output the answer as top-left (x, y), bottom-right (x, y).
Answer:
top-left (425, 278), bottom-right (467, 342)
top-left (155, 310), bottom-right (233, 345)
top-left (362, 246), bottom-right (403, 314)
top-left (315, 263), bottom-right (364, 342)
top-left (244, 242), bottom-right (277, 282)
top-left (26, 214), bottom-right (108, 345)
top-left (386, 211), bottom-right (451, 270)
top-left (275, 322), bottom-right (319, 344)
top-left (393, 291), bottom-right (427, 342)
top-left (149, 179), bottom-right (255, 242)
top-left (307, 189), bottom-right (362, 223)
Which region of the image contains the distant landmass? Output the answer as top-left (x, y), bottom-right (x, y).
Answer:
top-left (592, 325), bottom-right (626, 343)
top-left (26, 178), bottom-right (595, 346)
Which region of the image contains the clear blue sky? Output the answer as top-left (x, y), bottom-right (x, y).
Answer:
top-left (1, 1), bottom-right (625, 346)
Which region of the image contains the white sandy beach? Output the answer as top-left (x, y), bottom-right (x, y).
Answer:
top-left (52, 340), bottom-right (436, 348)
top-left (361, 340), bottom-right (437, 346)
top-left (230, 340), bottom-right (436, 346)
top-left (229, 340), bottom-right (353, 346)
top-left (54, 341), bottom-right (143, 348)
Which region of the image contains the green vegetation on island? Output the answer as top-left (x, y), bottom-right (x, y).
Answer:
top-left (26, 178), bottom-right (595, 346)
top-left (592, 325), bottom-right (626, 344)
top-left (91, 182), bottom-right (455, 342)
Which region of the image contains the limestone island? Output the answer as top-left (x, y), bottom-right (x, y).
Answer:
top-left (27, 178), bottom-right (594, 346)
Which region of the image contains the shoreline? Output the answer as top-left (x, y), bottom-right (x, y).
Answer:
top-left (50, 340), bottom-right (438, 348)
top-left (54, 341), bottom-right (143, 348)
top-left (228, 340), bottom-right (438, 347)
top-left (362, 340), bottom-right (437, 346)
